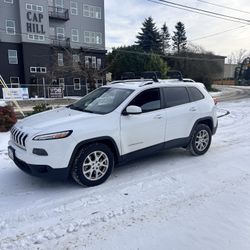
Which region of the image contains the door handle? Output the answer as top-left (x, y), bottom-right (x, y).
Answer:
top-left (154, 114), bottom-right (163, 119)
top-left (189, 107), bottom-right (197, 112)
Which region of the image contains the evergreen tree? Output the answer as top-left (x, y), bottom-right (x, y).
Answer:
top-left (136, 17), bottom-right (162, 54)
top-left (160, 23), bottom-right (171, 54)
top-left (172, 22), bottom-right (187, 54)
top-left (107, 46), bottom-right (168, 80)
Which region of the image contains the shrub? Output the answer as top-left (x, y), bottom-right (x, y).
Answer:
top-left (0, 105), bottom-right (17, 132)
top-left (32, 103), bottom-right (52, 115)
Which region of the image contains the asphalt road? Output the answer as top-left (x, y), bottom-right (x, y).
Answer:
top-left (213, 85), bottom-right (250, 102)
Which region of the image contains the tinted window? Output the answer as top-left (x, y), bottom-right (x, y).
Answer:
top-left (188, 87), bottom-right (204, 102)
top-left (129, 88), bottom-right (161, 112)
top-left (163, 87), bottom-right (190, 108)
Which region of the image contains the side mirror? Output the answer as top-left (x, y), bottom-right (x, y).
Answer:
top-left (125, 105), bottom-right (142, 115)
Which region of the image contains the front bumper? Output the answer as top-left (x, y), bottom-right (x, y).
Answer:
top-left (9, 146), bottom-right (70, 180)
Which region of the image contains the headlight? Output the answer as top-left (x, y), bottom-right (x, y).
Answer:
top-left (33, 130), bottom-right (73, 141)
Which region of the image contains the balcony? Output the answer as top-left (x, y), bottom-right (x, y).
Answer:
top-left (48, 6), bottom-right (69, 21)
top-left (50, 37), bottom-right (70, 48)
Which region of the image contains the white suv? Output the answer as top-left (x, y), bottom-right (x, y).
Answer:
top-left (8, 79), bottom-right (218, 186)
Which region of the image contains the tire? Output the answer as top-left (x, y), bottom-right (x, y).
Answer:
top-left (189, 124), bottom-right (212, 156)
top-left (71, 143), bottom-right (114, 187)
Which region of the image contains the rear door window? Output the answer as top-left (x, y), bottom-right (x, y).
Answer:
top-left (188, 87), bottom-right (205, 102)
top-left (163, 87), bottom-right (190, 108)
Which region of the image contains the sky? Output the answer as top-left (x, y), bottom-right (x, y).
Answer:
top-left (105, 0), bottom-right (250, 57)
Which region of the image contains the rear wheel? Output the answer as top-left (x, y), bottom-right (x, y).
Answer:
top-left (189, 124), bottom-right (212, 156)
top-left (71, 143), bottom-right (114, 187)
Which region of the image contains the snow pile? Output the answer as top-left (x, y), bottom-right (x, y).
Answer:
top-left (1, 98), bottom-right (250, 249)
top-left (0, 100), bottom-right (7, 107)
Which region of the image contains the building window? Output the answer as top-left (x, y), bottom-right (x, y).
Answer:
top-left (85, 56), bottom-right (91, 68)
top-left (95, 79), bottom-right (103, 88)
top-left (28, 34), bottom-right (45, 41)
top-left (55, 0), bottom-right (64, 13)
top-left (73, 78), bottom-right (81, 90)
top-left (59, 78), bottom-right (65, 90)
top-left (6, 20), bottom-right (16, 35)
top-left (26, 3), bottom-right (43, 12)
top-left (96, 33), bottom-right (102, 44)
top-left (30, 67), bottom-right (47, 73)
top-left (83, 5), bottom-right (101, 19)
top-left (97, 58), bottom-right (102, 70)
top-left (30, 67), bottom-right (36, 73)
top-left (92, 57), bottom-right (96, 68)
top-left (8, 50), bottom-right (18, 64)
top-left (71, 28), bottom-right (79, 42)
top-left (73, 54), bottom-right (80, 63)
top-left (84, 31), bottom-right (102, 45)
top-left (70, 1), bottom-right (78, 15)
top-left (4, 0), bottom-right (13, 3)
top-left (10, 77), bottom-right (20, 88)
top-left (58, 53), bottom-right (64, 66)
top-left (84, 56), bottom-right (98, 68)
top-left (41, 67), bottom-right (47, 73)
top-left (56, 27), bottom-right (65, 40)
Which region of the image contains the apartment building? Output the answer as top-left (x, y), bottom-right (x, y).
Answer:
top-left (0, 0), bottom-right (106, 97)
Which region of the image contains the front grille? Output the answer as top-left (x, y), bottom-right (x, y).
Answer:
top-left (11, 127), bottom-right (28, 150)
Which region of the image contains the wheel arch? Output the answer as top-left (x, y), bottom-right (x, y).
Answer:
top-left (68, 137), bottom-right (121, 170)
top-left (189, 117), bottom-right (214, 139)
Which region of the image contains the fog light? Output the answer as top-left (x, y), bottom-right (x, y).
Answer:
top-left (33, 148), bottom-right (48, 156)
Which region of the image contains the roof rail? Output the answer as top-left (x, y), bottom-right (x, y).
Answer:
top-left (111, 79), bottom-right (155, 84)
top-left (139, 81), bottom-right (154, 87)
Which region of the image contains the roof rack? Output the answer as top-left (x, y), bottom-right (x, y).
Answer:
top-left (111, 79), bottom-right (156, 87)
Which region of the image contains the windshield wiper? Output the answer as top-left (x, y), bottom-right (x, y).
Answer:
top-left (68, 105), bottom-right (84, 112)
top-left (83, 109), bottom-right (94, 113)
top-left (68, 105), bottom-right (95, 113)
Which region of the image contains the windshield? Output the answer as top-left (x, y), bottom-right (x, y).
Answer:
top-left (68, 87), bottom-right (134, 114)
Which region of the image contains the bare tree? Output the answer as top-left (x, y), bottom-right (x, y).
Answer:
top-left (186, 42), bottom-right (210, 55)
top-left (227, 49), bottom-right (250, 64)
top-left (48, 46), bottom-right (108, 93)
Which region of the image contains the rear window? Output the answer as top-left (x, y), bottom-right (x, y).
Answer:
top-left (163, 87), bottom-right (190, 108)
top-left (188, 87), bottom-right (204, 102)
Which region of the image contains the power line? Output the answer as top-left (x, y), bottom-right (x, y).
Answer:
top-left (189, 25), bottom-right (248, 42)
top-left (197, 0), bottom-right (250, 15)
top-left (158, 0), bottom-right (250, 23)
top-left (148, 0), bottom-right (250, 25)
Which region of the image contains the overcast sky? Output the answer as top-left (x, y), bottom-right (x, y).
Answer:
top-left (105, 0), bottom-right (250, 56)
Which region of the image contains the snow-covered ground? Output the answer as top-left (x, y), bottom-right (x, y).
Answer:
top-left (1, 98), bottom-right (250, 250)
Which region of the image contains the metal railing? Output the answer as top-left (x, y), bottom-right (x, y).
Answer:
top-left (48, 6), bottom-right (69, 21)
top-left (50, 36), bottom-right (70, 48)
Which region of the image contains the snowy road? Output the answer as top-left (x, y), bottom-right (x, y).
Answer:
top-left (1, 98), bottom-right (250, 249)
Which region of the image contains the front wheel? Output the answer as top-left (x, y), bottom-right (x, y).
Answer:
top-left (189, 124), bottom-right (212, 156)
top-left (71, 143), bottom-right (114, 187)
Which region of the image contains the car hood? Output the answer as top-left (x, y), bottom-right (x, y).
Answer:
top-left (17, 107), bottom-right (100, 131)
